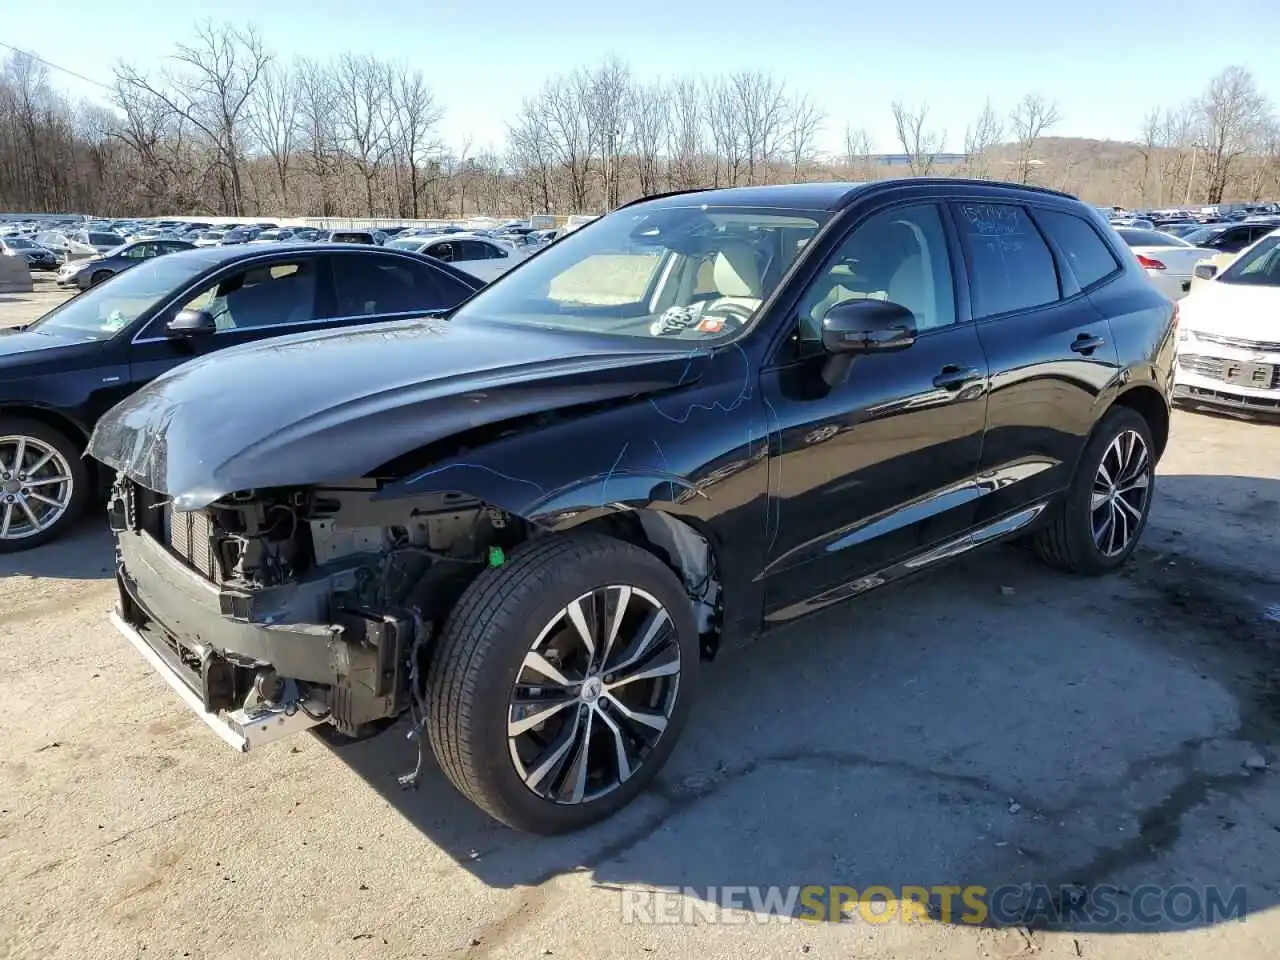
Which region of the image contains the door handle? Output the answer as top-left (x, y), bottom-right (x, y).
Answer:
top-left (1070, 333), bottom-right (1106, 355)
top-left (932, 365), bottom-right (982, 390)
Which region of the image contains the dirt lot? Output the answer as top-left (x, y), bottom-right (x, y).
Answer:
top-left (1, 284), bottom-right (1278, 959)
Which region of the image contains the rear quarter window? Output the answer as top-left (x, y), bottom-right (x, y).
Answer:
top-left (1035, 209), bottom-right (1121, 288)
top-left (953, 202), bottom-right (1061, 319)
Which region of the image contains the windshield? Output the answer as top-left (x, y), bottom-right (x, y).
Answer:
top-left (1184, 227), bottom-right (1228, 245)
top-left (4, 238), bottom-right (36, 249)
top-left (1116, 228), bottom-right (1189, 248)
top-left (388, 237), bottom-right (426, 251)
top-left (88, 232), bottom-right (124, 246)
top-left (450, 203), bottom-right (828, 341)
top-left (1218, 235), bottom-right (1280, 287)
top-left (28, 254), bottom-right (207, 340)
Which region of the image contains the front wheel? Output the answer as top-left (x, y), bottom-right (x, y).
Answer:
top-left (90, 270), bottom-right (112, 286)
top-left (1033, 406), bottom-right (1155, 575)
top-left (426, 534), bottom-right (699, 834)
top-left (0, 417), bottom-right (89, 552)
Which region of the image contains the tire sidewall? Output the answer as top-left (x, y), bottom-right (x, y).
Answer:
top-left (1063, 408), bottom-right (1155, 573)
top-left (442, 538), bottom-right (700, 833)
top-left (0, 417), bottom-right (89, 552)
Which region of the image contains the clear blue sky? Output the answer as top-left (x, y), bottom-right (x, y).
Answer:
top-left (5, 0), bottom-right (1278, 155)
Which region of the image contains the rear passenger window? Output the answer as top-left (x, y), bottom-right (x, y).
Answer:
top-left (1035, 209), bottom-right (1120, 288)
top-left (325, 254), bottom-right (474, 317)
top-left (954, 202), bottom-right (1061, 319)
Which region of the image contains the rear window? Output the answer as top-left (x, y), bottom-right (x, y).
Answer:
top-left (331, 232), bottom-right (374, 244)
top-left (1116, 228), bottom-right (1189, 248)
top-left (89, 232), bottom-right (123, 246)
top-left (1035, 209), bottom-right (1121, 287)
top-left (954, 202), bottom-right (1060, 319)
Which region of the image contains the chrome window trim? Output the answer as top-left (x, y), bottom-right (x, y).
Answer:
top-left (129, 247), bottom-right (474, 345)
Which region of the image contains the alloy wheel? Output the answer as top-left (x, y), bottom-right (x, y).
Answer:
top-left (507, 585), bottom-right (682, 805)
top-left (1090, 429), bottom-right (1151, 557)
top-left (0, 435), bottom-right (75, 541)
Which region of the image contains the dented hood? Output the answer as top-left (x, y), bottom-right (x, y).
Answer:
top-left (88, 317), bottom-right (707, 509)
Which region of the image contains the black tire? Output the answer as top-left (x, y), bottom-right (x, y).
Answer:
top-left (1033, 406), bottom-right (1155, 575)
top-left (0, 416), bottom-right (89, 552)
top-left (90, 270), bottom-right (112, 286)
top-left (426, 533), bottom-right (700, 834)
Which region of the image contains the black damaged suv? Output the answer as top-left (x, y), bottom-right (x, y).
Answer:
top-left (90, 179), bottom-right (1176, 834)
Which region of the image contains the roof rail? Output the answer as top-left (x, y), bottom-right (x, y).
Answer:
top-left (615, 187), bottom-right (712, 210)
top-left (848, 177), bottom-right (1078, 204)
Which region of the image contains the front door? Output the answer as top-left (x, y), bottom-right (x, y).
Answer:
top-left (758, 201), bottom-right (990, 624)
top-left (128, 256), bottom-right (325, 388)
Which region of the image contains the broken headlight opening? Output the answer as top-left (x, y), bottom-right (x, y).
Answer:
top-left (110, 475), bottom-right (513, 764)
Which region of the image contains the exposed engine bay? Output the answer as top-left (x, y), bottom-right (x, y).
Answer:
top-left (109, 474), bottom-right (719, 756)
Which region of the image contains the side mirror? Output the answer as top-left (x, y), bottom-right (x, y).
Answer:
top-left (166, 308), bottom-right (217, 337)
top-left (821, 298), bottom-right (918, 355)
top-left (1193, 263), bottom-right (1218, 280)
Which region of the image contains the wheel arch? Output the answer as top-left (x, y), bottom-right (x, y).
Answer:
top-left (548, 506), bottom-right (724, 660)
top-left (1108, 384), bottom-right (1169, 461)
top-left (0, 404), bottom-right (92, 449)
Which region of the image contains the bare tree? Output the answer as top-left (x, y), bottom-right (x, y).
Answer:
top-left (666, 77), bottom-right (703, 190)
top-left (961, 99), bottom-right (1002, 179)
top-left (586, 58), bottom-right (632, 210)
top-left (540, 71), bottom-right (596, 211)
top-left (891, 100), bottom-right (945, 176)
top-left (1009, 93), bottom-right (1061, 185)
top-left (1134, 108), bottom-right (1162, 204)
top-left (704, 76), bottom-right (742, 186)
top-left (629, 80), bottom-right (669, 198)
top-left (247, 61), bottom-right (297, 208)
top-left (333, 52), bottom-right (392, 216)
top-left (843, 124), bottom-right (875, 180)
top-left (507, 100), bottom-right (554, 212)
top-left (1195, 66), bottom-right (1270, 204)
top-left (293, 57), bottom-right (339, 215)
top-left (730, 71), bottom-right (789, 184)
top-left (114, 20), bottom-right (269, 215)
top-left (785, 93), bottom-right (824, 181)
top-left (388, 64), bottom-right (443, 218)
top-left (1155, 103), bottom-right (1197, 204)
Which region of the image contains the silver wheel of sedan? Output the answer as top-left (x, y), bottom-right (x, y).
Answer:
top-left (1090, 429), bottom-right (1151, 558)
top-left (507, 585), bottom-right (682, 805)
top-left (0, 434), bottom-right (75, 542)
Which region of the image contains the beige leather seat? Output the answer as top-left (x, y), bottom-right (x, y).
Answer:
top-left (705, 242), bottom-right (764, 319)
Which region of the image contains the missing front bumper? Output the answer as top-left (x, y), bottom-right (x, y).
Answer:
top-left (110, 526), bottom-right (414, 748)
top-left (109, 609), bottom-right (327, 751)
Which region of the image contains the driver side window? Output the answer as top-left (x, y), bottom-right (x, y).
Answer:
top-left (797, 203), bottom-right (957, 349)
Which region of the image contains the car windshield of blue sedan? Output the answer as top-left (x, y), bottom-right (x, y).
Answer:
top-left (450, 204), bottom-right (828, 340)
top-left (27, 256), bottom-right (207, 340)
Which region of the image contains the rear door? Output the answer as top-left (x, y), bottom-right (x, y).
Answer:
top-left (322, 250), bottom-right (480, 320)
top-left (953, 200), bottom-right (1122, 526)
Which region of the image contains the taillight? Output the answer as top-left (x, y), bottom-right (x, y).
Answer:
top-left (1137, 254), bottom-right (1166, 270)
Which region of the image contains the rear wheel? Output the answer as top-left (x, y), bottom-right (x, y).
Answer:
top-left (0, 417), bottom-right (88, 552)
top-left (1033, 407), bottom-right (1155, 575)
top-left (426, 534), bottom-right (699, 834)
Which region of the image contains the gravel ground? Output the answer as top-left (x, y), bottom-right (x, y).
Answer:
top-left (1, 288), bottom-right (1278, 959)
top-left (0, 272), bottom-right (74, 327)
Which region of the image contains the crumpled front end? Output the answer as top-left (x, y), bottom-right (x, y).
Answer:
top-left (106, 473), bottom-right (513, 751)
